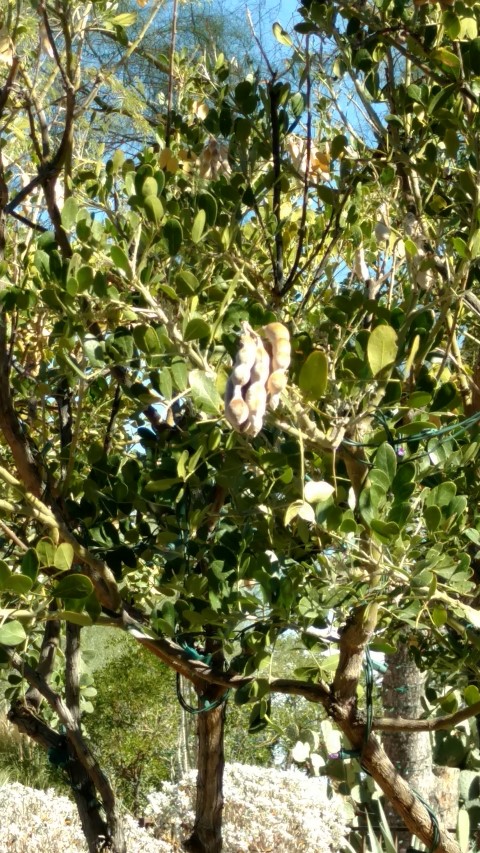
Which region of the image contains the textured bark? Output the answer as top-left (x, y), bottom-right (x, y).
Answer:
top-left (183, 686), bottom-right (226, 853)
top-left (8, 648), bottom-right (126, 853)
top-left (382, 642), bottom-right (459, 852)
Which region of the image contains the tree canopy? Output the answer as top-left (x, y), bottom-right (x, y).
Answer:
top-left (2, 1), bottom-right (480, 851)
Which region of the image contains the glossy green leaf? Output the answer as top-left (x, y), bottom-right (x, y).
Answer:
top-left (298, 351), bottom-right (328, 398)
top-left (432, 47), bottom-right (460, 73)
top-left (36, 539), bottom-right (56, 567)
top-left (272, 22), bottom-right (293, 46)
top-left (133, 325), bottom-right (162, 355)
top-left (110, 245), bottom-right (132, 277)
top-left (55, 610), bottom-right (93, 626)
top-left (53, 574), bottom-right (94, 599)
top-left (370, 519), bottom-right (399, 543)
top-left (184, 318), bottom-right (211, 341)
top-left (197, 193), bottom-right (217, 225)
top-left (192, 209), bottom-right (206, 244)
top-left (367, 325), bottom-right (398, 376)
top-left (0, 620), bottom-right (27, 647)
top-left (163, 219), bottom-right (183, 255)
top-left (464, 685), bottom-right (480, 706)
top-left (0, 561), bottom-right (11, 590)
top-left (175, 271), bottom-right (199, 296)
top-left (140, 176), bottom-right (158, 198)
top-left (424, 505), bottom-right (441, 532)
top-left (54, 543), bottom-right (74, 572)
top-left (7, 574), bottom-right (33, 594)
top-left (431, 607), bottom-right (447, 628)
top-left (189, 369), bottom-right (222, 415)
top-left (374, 443), bottom-right (397, 483)
top-left (61, 197), bottom-right (78, 230)
top-left (143, 195), bottom-right (164, 226)
top-left (110, 11), bottom-right (136, 26)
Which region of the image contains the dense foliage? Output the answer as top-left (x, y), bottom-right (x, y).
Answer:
top-left (3, 0), bottom-right (480, 851)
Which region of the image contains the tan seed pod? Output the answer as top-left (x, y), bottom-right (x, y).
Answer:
top-left (244, 383), bottom-right (268, 436)
top-left (224, 378), bottom-right (249, 430)
top-left (267, 368), bottom-right (288, 396)
top-left (249, 338), bottom-right (270, 384)
top-left (262, 322), bottom-right (291, 371)
top-left (232, 362), bottom-right (252, 386)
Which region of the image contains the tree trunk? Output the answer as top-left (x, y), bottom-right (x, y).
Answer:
top-left (177, 677), bottom-right (197, 777)
top-left (382, 641), bottom-right (459, 852)
top-left (183, 684), bottom-right (226, 853)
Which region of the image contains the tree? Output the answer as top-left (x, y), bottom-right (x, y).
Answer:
top-left (3, 1), bottom-right (480, 852)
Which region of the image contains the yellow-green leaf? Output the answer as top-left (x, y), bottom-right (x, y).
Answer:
top-left (54, 543), bottom-right (74, 572)
top-left (367, 325), bottom-right (398, 376)
top-left (298, 351), bottom-right (328, 398)
top-left (273, 22), bottom-right (293, 47)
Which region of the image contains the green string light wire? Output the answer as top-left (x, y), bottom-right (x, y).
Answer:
top-left (175, 636), bottom-right (230, 715)
top-left (406, 788), bottom-right (441, 853)
top-left (342, 408), bottom-right (480, 451)
top-left (331, 649), bottom-right (440, 853)
top-left (330, 646), bottom-right (375, 761)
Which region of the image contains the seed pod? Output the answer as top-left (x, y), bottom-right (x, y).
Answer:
top-left (244, 383), bottom-right (268, 436)
top-left (262, 322), bottom-right (291, 371)
top-left (266, 368), bottom-right (288, 410)
top-left (262, 322), bottom-right (290, 409)
top-left (244, 338), bottom-right (270, 435)
top-left (224, 378), bottom-right (249, 430)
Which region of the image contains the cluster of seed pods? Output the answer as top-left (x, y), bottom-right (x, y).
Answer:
top-left (224, 321), bottom-right (291, 436)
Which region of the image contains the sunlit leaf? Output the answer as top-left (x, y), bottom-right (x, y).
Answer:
top-left (0, 620), bottom-right (26, 647)
top-left (54, 543), bottom-right (74, 572)
top-left (304, 480), bottom-right (334, 504)
top-left (298, 351), bottom-right (328, 398)
top-left (189, 369), bottom-right (222, 414)
top-left (367, 326), bottom-right (398, 375)
top-left (53, 574), bottom-right (94, 600)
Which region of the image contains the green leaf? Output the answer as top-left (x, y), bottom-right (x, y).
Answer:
top-left (285, 500), bottom-right (315, 525)
top-left (424, 505), bottom-right (442, 532)
top-left (189, 369), bottom-right (222, 415)
top-left (470, 230), bottom-right (480, 259)
top-left (110, 11), bottom-right (137, 26)
top-left (53, 574), bottom-right (94, 599)
top-left (0, 560), bottom-right (11, 590)
top-left (197, 193), bottom-right (217, 226)
top-left (370, 519), bottom-right (399, 543)
top-left (374, 443), bottom-right (397, 483)
top-left (163, 219), bottom-right (183, 255)
top-left (55, 610), bottom-right (93, 626)
top-left (298, 351), bottom-right (328, 398)
top-left (175, 271), bottom-right (199, 296)
top-left (459, 16), bottom-right (477, 40)
top-left (133, 325), bottom-right (162, 355)
top-left (143, 195), bottom-right (164, 226)
top-left (7, 574), bottom-right (33, 594)
top-left (431, 607), bottom-right (447, 628)
top-left (36, 538), bottom-right (56, 567)
top-left (54, 543), bottom-right (74, 572)
top-left (0, 620), bottom-right (27, 647)
top-left (140, 176), bottom-right (158, 198)
top-left (110, 246), bottom-right (132, 278)
top-left (290, 92), bottom-right (305, 118)
top-left (304, 480), bottom-right (334, 503)
top-left (367, 325), bottom-right (398, 376)
top-left (184, 318), bottom-right (211, 341)
top-left (61, 197), bottom-right (78, 230)
top-left (272, 22), bottom-right (293, 47)
top-left (192, 209), bottom-right (206, 244)
top-left (464, 685), bottom-right (480, 705)
top-left (432, 47), bottom-right (461, 73)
